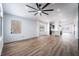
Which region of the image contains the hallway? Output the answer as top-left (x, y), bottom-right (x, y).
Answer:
top-left (2, 33), bottom-right (78, 56)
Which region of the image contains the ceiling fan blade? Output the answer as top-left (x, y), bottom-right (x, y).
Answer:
top-left (42, 12), bottom-right (49, 15)
top-left (26, 5), bottom-right (38, 10)
top-left (34, 12), bottom-right (38, 16)
top-left (28, 11), bottom-right (37, 12)
top-left (43, 9), bottom-right (54, 11)
top-left (39, 4), bottom-right (41, 7)
top-left (36, 3), bottom-right (39, 8)
top-left (36, 3), bottom-right (42, 10)
top-left (42, 3), bottom-right (50, 9)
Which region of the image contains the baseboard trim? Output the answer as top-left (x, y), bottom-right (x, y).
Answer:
top-left (4, 36), bottom-right (38, 44)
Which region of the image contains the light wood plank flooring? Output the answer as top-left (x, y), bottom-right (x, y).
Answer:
top-left (2, 33), bottom-right (79, 56)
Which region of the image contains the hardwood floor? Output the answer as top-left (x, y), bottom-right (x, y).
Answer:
top-left (2, 33), bottom-right (79, 56)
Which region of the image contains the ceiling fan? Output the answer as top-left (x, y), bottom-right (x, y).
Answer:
top-left (26, 3), bottom-right (54, 16)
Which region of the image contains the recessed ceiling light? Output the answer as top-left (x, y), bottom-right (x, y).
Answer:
top-left (57, 8), bottom-right (61, 12)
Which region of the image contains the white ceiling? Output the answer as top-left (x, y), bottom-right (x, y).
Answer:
top-left (2, 3), bottom-right (78, 23)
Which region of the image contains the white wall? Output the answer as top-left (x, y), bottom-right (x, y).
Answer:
top-left (0, 17), bottom-right (3, 55)
top-left (0, 3), bottom-right (3, 56)
top-left (3, 13), bottom-right (38, 43)
top-left (75, 16), bottom-right (78, 39)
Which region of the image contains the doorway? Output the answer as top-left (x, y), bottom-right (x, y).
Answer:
top-left (49, 23), bottom-right (55, 35)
